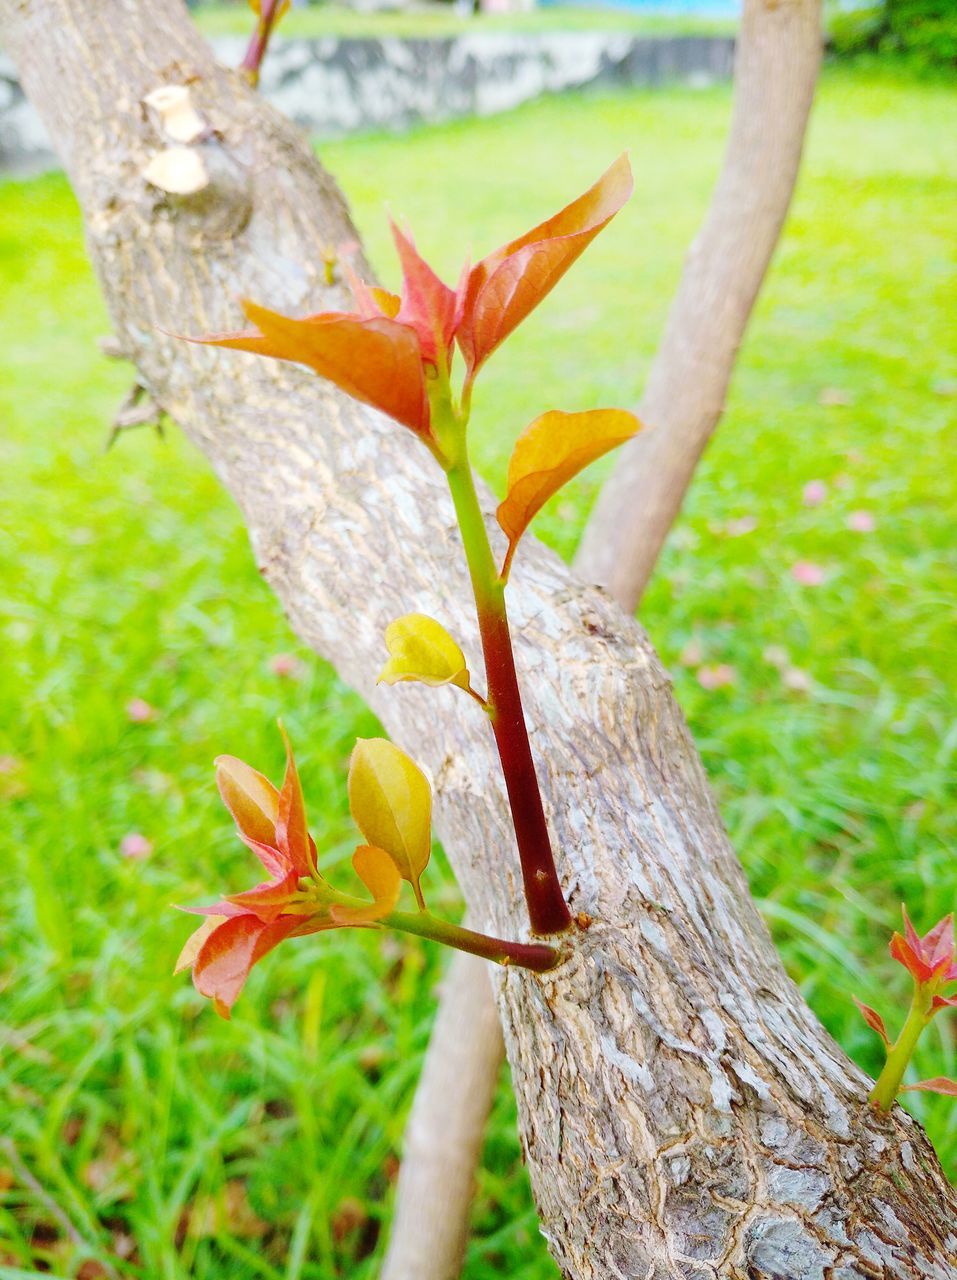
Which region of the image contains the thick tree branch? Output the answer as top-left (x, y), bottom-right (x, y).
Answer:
top-left (578, 0), bottom-right (824, 608)
top-left (384, 3), bottom-right (826, 1273)
top-left (4, 3), bottom-right (955, 1276)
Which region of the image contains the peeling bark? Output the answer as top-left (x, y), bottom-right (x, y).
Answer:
top-left (4, 3), bottom-right (956, 1277)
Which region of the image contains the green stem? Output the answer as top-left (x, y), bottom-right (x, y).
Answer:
top-left (444, 449), bottom-right (573, 937)
top-left (386, 909), bottom-right (562, 972)
top-left (869, 989), bottom-right (929, 1111)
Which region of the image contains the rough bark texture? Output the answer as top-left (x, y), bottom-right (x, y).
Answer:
top-left (5, 3), bottom-right (956, 1277)
top-left (577, 0), bottom-right (823, 609)
top-left (385, 3), bottom-right (825, 1273)
top-left (382, 941), bottom-right (504, 1280)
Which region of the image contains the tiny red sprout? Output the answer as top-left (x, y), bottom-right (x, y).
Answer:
top-left (853, 997), bottom-right (890, 1047)
top-left (176, 729), bottom-right (401, 1018)
top-left (889, 906), bottom-right (957, 987)
top-left (861, 906), bottom-right (957, 1112)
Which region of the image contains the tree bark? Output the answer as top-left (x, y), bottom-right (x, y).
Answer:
top-left (385, 3), bottom-right (826, 1273)
top-left (4, 4), bottom-right (955, 1277)
top-left (577, 0), bottom-right (824, 609)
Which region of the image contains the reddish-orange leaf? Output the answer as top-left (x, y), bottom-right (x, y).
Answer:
top-left (225, 869), bottom-right (301, 922)
top-left (889, 930), bottom-right (931, 985)
top-left (175, 915), bottom-right (225, 975)
top-left (215, 755), bottom-right (280, 850)
top-left (932, 993), bottom-right (957, 1011)
top-left (390, 221), bottom-right (458, 365)
top-left (192, 914), bottom-right (299, 1018)
top-left (330, 845), bottom-right (402, 925)
top-left (458, 154), bottom-right (632, 378)
top-left (900, 1077), bottom-right (957, 1097)
top-left (195, 301), bottom-right (431, 435)
top-left (852, 997), bottom-right (891, 1047)
top-left (496, 408), bottom-right (640, 577)
top-left (275, 725), bottom-right (313, 878)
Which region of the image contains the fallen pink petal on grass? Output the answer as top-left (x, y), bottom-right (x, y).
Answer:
top-left (725, 516), bottom-right (758, 537)
top-left (791, 561), bottom-right (826, 587)
top-left (120, 832), bottom-right (153, 859)
top-left (126, 698), bottom-right (157, 723)
top-left (696, 664), bottom-right (737, 690)
top-left (803, 480), bottom-right (828, 507)
top-left (268, 653), bottom-right (305, 679)
top-left (847, 510), bottom-right (876, 533)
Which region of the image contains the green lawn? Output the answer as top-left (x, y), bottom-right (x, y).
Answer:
top-left (194, 2), bottom-right (735, 39)
top-left (2, 63), bottom-right (956, 1279)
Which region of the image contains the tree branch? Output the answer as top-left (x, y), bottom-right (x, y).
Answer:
top-left (3, 3), bottom-right (955, 1276)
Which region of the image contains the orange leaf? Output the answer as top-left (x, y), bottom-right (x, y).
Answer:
top-left (458, 154), bottom-right (632, 378)
top-left (215, 755), bottom-right (280, 850)
top-left (275, 725), bottom-right (313, 877)
top-left (330, 846), bottom-right (402, 925)
top-left (194, 302), bottom-right (431, 436)
top-left (496, 408), bottom-right (640, 576)
top-left (389, 220), bottom-right (458, 365)
top-left (900, 1077), bottom-right (957, 1097)
top-left (175, 915), bottom-right (226, 975)
top-left (192, 914), bottom-right (299, 1018)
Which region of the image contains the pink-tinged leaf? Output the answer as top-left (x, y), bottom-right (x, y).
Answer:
top-left (192, 302), bottom-right (431, 436)
top-left (390, 221), bottom-right (458, 365)
top-left (852, 997), bottom-right (891, 1047)
top-left (180, 900), bottom-right (247, 919)
top-left (192, 914), bottom-right (300, 1018)
top-left (457, 154), bottom-right (633, 378)
top-left (900, 1077), bottom-right (957, 1097)
top-left (215, 755), bottom-right (280, 849)
top-left (275, 725), bottom-right (312, 877)
top-left (330, 845), bottom-right (402, 925)
top-left (175, 915), bottom-right (226, 974)
top-left (496, 408), bottom-right (640, 577)
top-left (238, 833), bottom-right (287, 879)
top-left (225, 869), bottom-right (301, 922)
top-left (932, 993), bottom-right (957, 1012)
top-left (901, 904), bottom-right (923, 954)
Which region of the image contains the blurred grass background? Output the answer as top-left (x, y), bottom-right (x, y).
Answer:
top-left (1, 62), bottom-right (955, 1278)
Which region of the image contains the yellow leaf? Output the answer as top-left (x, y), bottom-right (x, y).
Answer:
top-left (330, 846), bottom-right (402, 925)
top-left (379, 613), bottom-right (471, 692)
top-left (496, 408), bottom-right (640, 576)
top-left (348, 738), bottom-right (431, 905)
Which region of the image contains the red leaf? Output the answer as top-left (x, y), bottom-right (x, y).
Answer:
top-left (932, 993), bottom-right (957, 1012)
top-left (889, 930), bottom-right (931, 985)
top-left (900, 1077), bottom-right (957, 1097)
top-left (194, 303), bottom-right (431, 436)
top-left (457, 154), bottom-right (633, 379)
top-left (389, 220), bottom-right (458, 366)
top-left (853, 997), bottom-right (891, 1047)
top-left (275, 725), bottom-right (313, 877)
top-left (192, 914), bottom-right (299, 1018)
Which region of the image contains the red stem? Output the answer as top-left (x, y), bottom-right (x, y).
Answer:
top-left (240, 0), bottom-right (282, 86)
top-left (477, 602), bottom-right (573, 935)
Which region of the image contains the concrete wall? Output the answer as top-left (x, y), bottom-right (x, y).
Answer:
top-left (0, 31), bottom-right (734, 172)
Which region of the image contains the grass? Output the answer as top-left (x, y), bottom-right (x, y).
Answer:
top-left (193, 2), bottom-right (736, 40)
top-left (2, 61), bottom-right (956, 1278)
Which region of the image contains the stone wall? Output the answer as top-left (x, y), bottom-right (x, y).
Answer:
top-left (0, 31), bottom-right (734, 172)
